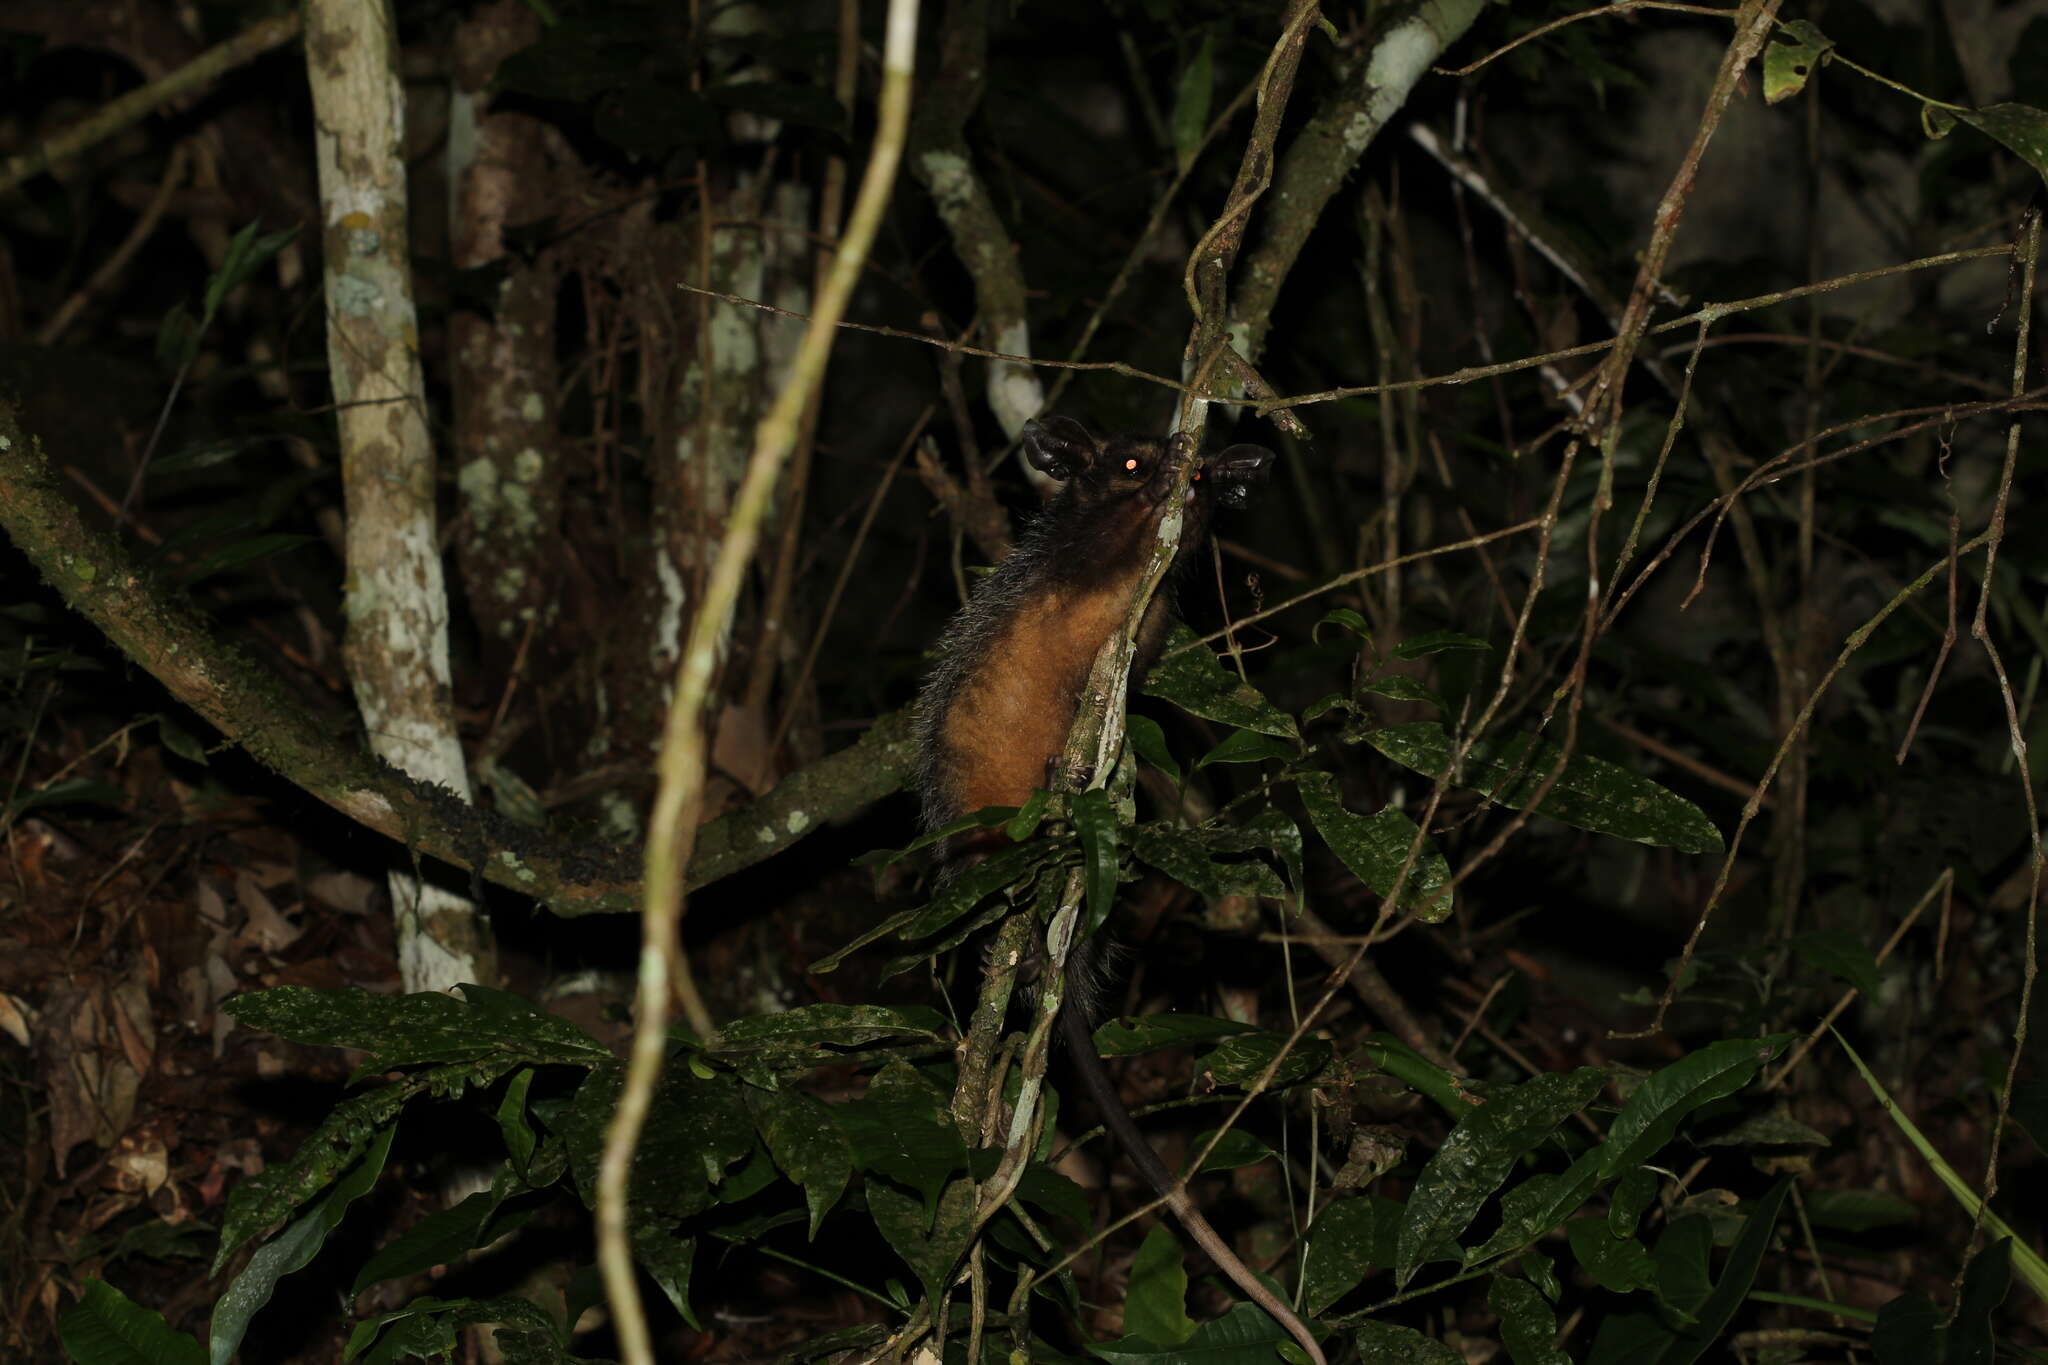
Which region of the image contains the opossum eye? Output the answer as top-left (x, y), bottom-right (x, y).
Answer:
top-left (1123, 457), bottom-right (1140, 472)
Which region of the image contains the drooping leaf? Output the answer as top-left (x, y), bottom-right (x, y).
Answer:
top-left (1069, 787), bottom-right (1118, 936)
top-left (210, 1125), bottom-right (396, 1365)
top-left (1125, 1224), bottom-right (1196, 1346)
top-left (1125, 714), bottom-right (1182, 783)
top-left (1142, 625), bottom-right (1298, 739)
top-left (1763, 20), bottom-right (1831, 103)
top-left (1392, 630), bottom-right (1490, 660)
top-left (1566, 1216), bottom-right (1657, 1293)
top-left (866, 1175), bottom-right (974, 1305)
top-left (1126, 821), bottom-right (1287, 899)
top-left (1467, 1149), bottom-right (1604, 1264)
top-left (1598, 1037), bottom-right (1790, 1178)
top-left (1361, 722), bottom-right (1723, 854)
top-left (1951, 103), bottom-right (2048, 185)
top-left (1296, 771), bottom-right (1452, 919)
top-left (744, 1087), bottom-right (853, 1239)
top-left (1489, 1272), bottom-right (1572, 1365)
top-left (215, 1084), bottom-right (414, 1269)
top-left (1791, 929), bottom-right (1884, 997)
top-left (835, 1073), bottom-right (967, 1216)
top-left (1201, 1029), bottom-right (1333, 1091)
top-left (1303, 1195), bottom-right (1404, 1314)
top-left (224, 985), bottom-right (609, 1078)
top-left (58, 1279), bottom-right (205, 1365)
top-left (1354, 1320), bottom-right (1462, 1363)
top-left (1396, 1069), bottom-right (1608, 1285)
top-left (1093, 1012), bottom-right (1257, 1056)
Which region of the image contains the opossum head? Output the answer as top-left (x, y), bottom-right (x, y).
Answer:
top-left (1021, 417), bottom-right (1273, 517)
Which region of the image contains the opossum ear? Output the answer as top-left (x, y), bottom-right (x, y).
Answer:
top-left (1208, 444), bottom-right (1275, 482)
top-left (1022, 417), bottom-right (1101, 481)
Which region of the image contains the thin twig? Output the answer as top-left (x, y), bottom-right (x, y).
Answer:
top-left (595, 4), bottom-right (919, 1361)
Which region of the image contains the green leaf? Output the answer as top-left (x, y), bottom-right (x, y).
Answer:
top-left (1013, 1162), bottom-right (1090, 1229)
top-left (1004, 788), bottom-right (1052, 842)
top-left (1361, 1035), bottom-right (1474, 1119)
top-left (1312, 608), bottom-right (1370, 645)
top-left (1300, 693), bottom-right (1356, 726)
top-left (718, 1003), bottom-right (943, 1053)
top-left (1652, 1215), bottom-right (1714, 1320)
top-left (1567, 1216), bottom-right (1657, 1293)
top-left (1466, 1149), bottom-right (1604, 1263)
top-left (1126, 822), bottom-right (1287, 899)
top-left (1096, 1302), bottom-right (1305, 1361)
top-left (1124, 714), bottom-right (1181, 784)
top-left (202, 221), bottom-right (300, 324)
top-left (4, 777), bottom-right (127, 820)
top-left (556, 1066), bottom-right (752, 1223)
top-left (1354, 1320), bottom-right (1461, 1363)
top-left (1126, 1223), bottom-right (1196, 1345)
top-left (496, 1070), bottom-right (537, 1173)
top-left (1802, 1188), bottom-right (1918, 1233)
top-left (1948, 1237), bottom-right (2013, 1365)
top-left (1362, 722), bottom-right (1722, 853)
top-left (1169, 34), bottom-right (1214, 174)
top-left (156, 717), bottom-right (209, 766)
top-left (1070, 787), bottom-right (1118, 937)
top-left (345, 1294), bottom-right (564, 1364)
top-left (1607, 1165), bottom-right (1660, 1238)
top-left (210, 1125), bottom-right (395, 1365)
top-left (215, 1084), bottom-right (414, 1270)
top-left (1362, 674), bottom-right (1444, 709)
top-left (1791, 929), bottom-right (1884, 997)
top-left (225, 985), bottom-right (610, 1078)
top-left (631, 1221), bottom-right (699, 1332)
top-left (105, 1219), bottom-right (214, 1267)
top-left (1201, 1030), bottom-right (1333, 1090)
top-left (835, 1076), bottom-right (967, 1215)
top-left (1693, 1110), bottom-right (1828, 1148)
top-left (744, 1087), bottom-right (853, 1238)
top-left (1650, 1178), bottom-right (1791, 1364)
top-left (591, 85), bottom-right (723, 161)
top-left (1396, 1069), bottom-right (1608, 1285)
top-left (903, 841), bottom-right (1055, 940)
top-left (1296, 771), bottom-right (1452, 919)
top-left (1142, 625), bottom-right (1299, 739)
top-left (1093, 1012), bottom-right (1257, 1056)
top-left (1303, 1195), bottom-right (1403, 1314)
top-left (1489, 1272), bottom-right (1571, 1365)
top-left (1763, 20), bottom-right (1831, 104)
top-left (1873, 1290), bottom-right (1943, 1365)
top-left (1598, 1037), bottom-right (1791, 1178)
top-left (866, 1175), bottom-right (974, 1305)
top-left (1194, 728), bottom-right (1296, 769)
top-left (58, 1279), bottom-right (206, 1365)
top-left (350, 1180), bottom-right (531, 1294)
top-left (1951, 103), bottom-right (2048, 185)
top-left (1188, 1127), bottom-right (1275, 1175)
top-left (1393, 630), bottom-right (1490, 660)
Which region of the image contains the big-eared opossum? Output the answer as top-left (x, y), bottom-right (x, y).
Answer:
top-left (914, 417), bottom-right (1323, 1365)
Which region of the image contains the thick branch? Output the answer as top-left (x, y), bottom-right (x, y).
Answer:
top-left (1232, 0), bottom-right (1487, 363)
top-left (0, 399), bottom-right (915, 914)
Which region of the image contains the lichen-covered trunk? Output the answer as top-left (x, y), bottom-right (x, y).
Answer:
top-left (306, 0), bottom-right (493, 992)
